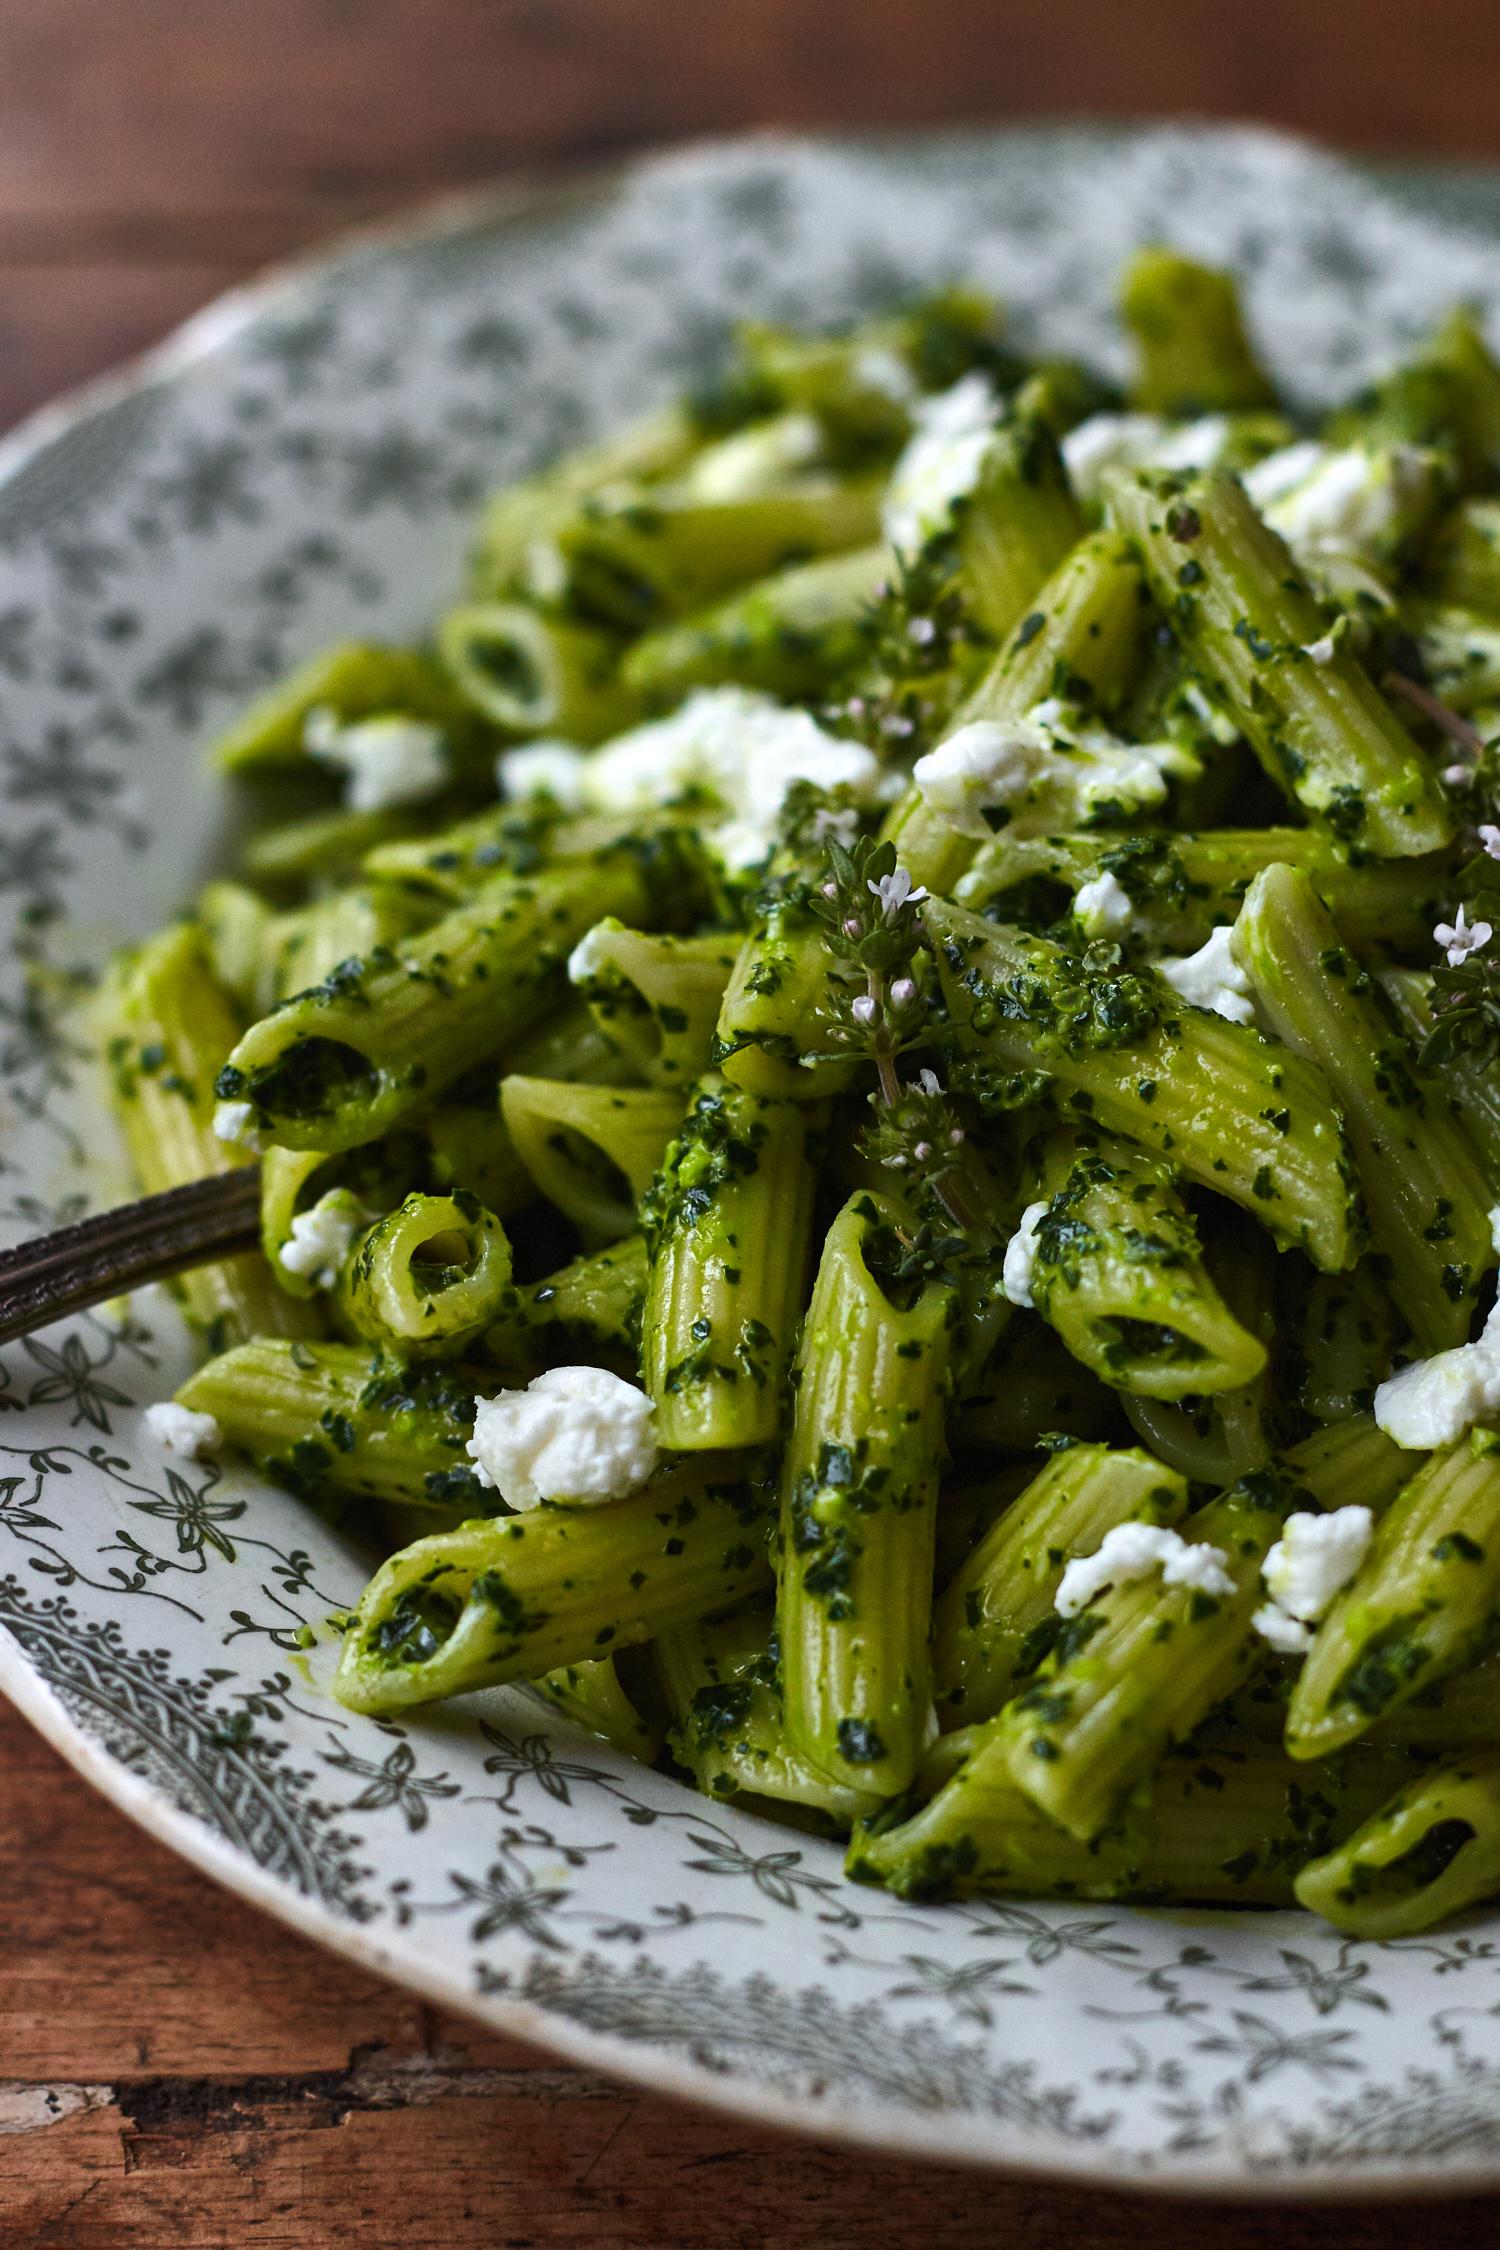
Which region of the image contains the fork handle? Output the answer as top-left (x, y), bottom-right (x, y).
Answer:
top-left (0, 1169), bottom-right (263, 1345)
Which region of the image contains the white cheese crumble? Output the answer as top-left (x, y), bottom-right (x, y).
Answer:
top-left (1001, 1199), bottom-right (1049, 1309)
top-left (1240, 438), bottom-right (1326, 511)
top-left (1154, 923), bottom-right (1256, 1025)
top-left (1374, 1304), bottom-right (1500, 1449)
top-left (1055, 1522), bottom-right (1236, 1618)
top-left (466, 1365), bottom-right (658, 1511)
top-left (566, 920), bottom-right (618, 986)
top-left (1060, 412), bottom-right (1232, 502)
top-left (1151, 413), bottom-right (1233, 473)
top-left (212, 1100), bottom-right (266, 1153)
top-left (685, 411), bottom-right (824, 501)
top-left (583, 687), bottom-right (880, 868)
top-left (1252, 1505), bottom-right (1373, 1654)
top-left (1073, 869), bottom-right (1135, 937)
top-left (1061, 412), bottom-right (1169, 500)
top-left (1244, 441), bottom-right (1437, 563)
top-left (144, 1401), bottom-right (223, 1459)
top-left (497, 740), bottom-right (590, 809)
top-left (303, 707), bottom-right (450, 813)
top-left (911, 719), bottom-right (1047, 838)
top-left (911, 699), bottom-right (1186, 842)
top-left (882, 373), bottom-right (1000, 554)
top-left (279, 1189), bottom-right (365, 1289)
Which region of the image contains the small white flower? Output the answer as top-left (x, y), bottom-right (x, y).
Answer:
top-left (850, 994), bottom-right (878, 1026)
top-left (1480, 824), bottom-right (1500, 860)
top-left (1435, 903), bottom-right (1493, 966)
top-left (868, 866), bottom-right (928, 919)
top-left (1302, 631), bottom-right (1339, 665)
top-left (889, 977), bottom-right (918, 1006)
top-left (917, 1068), bottom-right (942, 1096)
top-left (908, 616), bottom-right (938, 647)
top-left (1446, 761), bottom-right (1475, 787)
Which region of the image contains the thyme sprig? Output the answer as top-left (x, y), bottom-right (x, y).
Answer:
top-left (809, 834), bottom-right (931, 1104)
top-left (810, 834), bottom-right (980, 1235)
top-left (1424, 862), bottom-right (1500, 1069)
top-left (1416, 734), bottom-right (1500, 1071)
top-left (824, 547), bottom-right (988, 760)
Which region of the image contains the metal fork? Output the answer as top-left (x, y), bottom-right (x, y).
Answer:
top-left (0, 1169), bottom-right (262, 1345)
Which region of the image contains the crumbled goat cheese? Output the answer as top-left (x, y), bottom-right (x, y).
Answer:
top-left (303, 707), bottom-right (449, 812)
top-left (1155, 923), bottom-right (1256, 1024)
top-left (1241, 438), bottom-right (1326, 510)
top-left (1253, 1505), bottom-right (1373, 1654)
top-left (497, 740), bottom-right (589, 809)
top-left (1061, 412), bottom-right (1169, 499)
top-left (912, 701), bottom-right (1183, 842)
top-left (1253, 1603), bottom-right (1320, 1656)
top-left (882, 373), bottom-right (1000, 554)
top-left (1001, 1199), bottom-right (1049, 1309)
top-left (567, 920), bottom-right (619, 986)
top-left (584, 687), bottom-right (880, 867)
top-left (466, 1365), bottom-right (658, 1511)
top-left (686, 412), bottom-right (823, 501)
top-left (1374, 1304), bottom-right (1500, 1449)
top-left (1245, 441), bottom-right (1436, 562)
top-left (279, 1189), bottom-right (364, 1289)
top-left (734, 730), bottom-right (880, 851)
top-left (1073, 869), bottom-right (1135, 937)
top-left (144, 1401), bottom-right (223, 1459)
top-left (1150, 413), bottom-right (1233, 473)
top-left (1055, 1522), bottom-right (1236, 1618)
top-left (1060, 412), bottom-right (1231, 502)
top-left (912, 719), bottom-right (1048, 838)
top-left (213, 1100), bottom-right (266, 1153)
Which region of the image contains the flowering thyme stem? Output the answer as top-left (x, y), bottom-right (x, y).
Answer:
top-left (866, 971), bottom-right (905, 1109)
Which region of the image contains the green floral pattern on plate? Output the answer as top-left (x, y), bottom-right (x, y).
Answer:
top-left (5, 125), bottom-right (1500, 2189)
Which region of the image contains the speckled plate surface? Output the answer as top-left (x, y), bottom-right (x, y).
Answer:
top-left (7, 124), bottom-right (1500, 2196)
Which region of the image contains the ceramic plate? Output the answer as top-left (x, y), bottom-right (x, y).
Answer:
top-left (8, 124), bottom-right (1500, 2197)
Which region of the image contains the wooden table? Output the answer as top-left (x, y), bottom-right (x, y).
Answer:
top-left (5, 3), bottom-right (1500, 2237)
top-left (6, 1701), bottom-right (1500, 2244)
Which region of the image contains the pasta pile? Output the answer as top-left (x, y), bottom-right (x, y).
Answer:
top-left (108, 252), bottom-right (1500, 1936)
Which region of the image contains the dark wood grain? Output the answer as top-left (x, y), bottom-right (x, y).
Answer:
top-left (0, 0), bottom-right (1498, 431)
top-left (4, 7), bottom-right (1500, 2237)
top-left (8, 1701), bottom-right (1500, 2247)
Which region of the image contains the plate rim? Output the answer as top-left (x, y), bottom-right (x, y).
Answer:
top-left (3, 122), bottom-right (1499, 2198)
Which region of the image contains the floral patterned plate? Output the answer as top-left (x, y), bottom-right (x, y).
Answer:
top-left (7, 124), bottom-right (1500, 2196)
